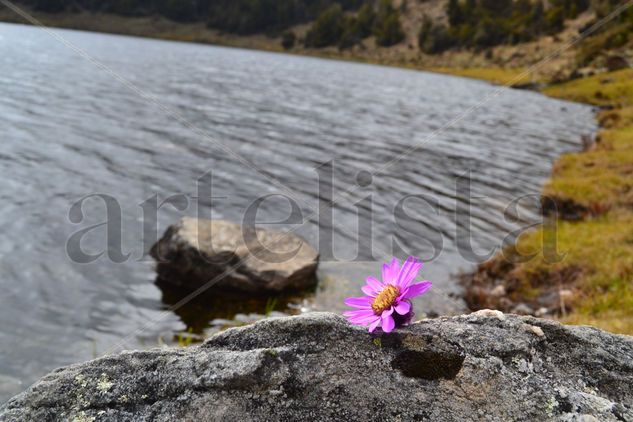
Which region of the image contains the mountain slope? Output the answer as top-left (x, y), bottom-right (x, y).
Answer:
top-left (3, 0), bottom-right (629, 83)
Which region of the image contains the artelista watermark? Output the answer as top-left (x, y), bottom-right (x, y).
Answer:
top-left (65, 162), bottom-right (565, 265)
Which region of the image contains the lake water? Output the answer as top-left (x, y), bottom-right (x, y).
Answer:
top-left (0, 22), bottom-right (596, 402)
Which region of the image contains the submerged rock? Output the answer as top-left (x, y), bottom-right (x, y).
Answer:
top-left (150, 218), bottom-right (319, 294)
top-left (2, 312), bottom-right (632, 421)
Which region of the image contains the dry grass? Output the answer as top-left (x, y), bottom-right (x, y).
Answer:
top-left (542, 70), bottom-right (633, 214)
top-left (498, 70), bottom-right (633, 334)
top-left (544, 148), bottom-right (633, 213)
top-left (506, 210), bottom-right (633, 334)
top-left (464, 70), bottom-right (633, 335)
top-left (428, 67), bottom-right (538, 86)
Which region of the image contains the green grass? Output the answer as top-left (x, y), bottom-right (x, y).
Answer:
top-left (507, 210), bottom-right (633, 333)
top-left (541, 70), bottom-right (633, 214)
top-left (543, 68), bottom-right (633, 106)
top-left (176, 327), bottom-right (195, 347)
top-left (264, 297), bottom-right (279, 316)
top-left (466, 69), bottom-right (633, 335)
top-left (504, 70), bottom-right (633, 334)
top-left (544, 147), bottom-right (633, 213)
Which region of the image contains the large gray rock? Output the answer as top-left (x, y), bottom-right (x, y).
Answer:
top-left (150, 218), bottom-right (319, 294)
top-left (2, 312), bottom-right (632, 421)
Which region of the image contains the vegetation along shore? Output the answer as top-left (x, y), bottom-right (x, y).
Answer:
top-left (466, 69), bottom-right (633, 335)
top-left (3, 0), bottom-right (632, 333)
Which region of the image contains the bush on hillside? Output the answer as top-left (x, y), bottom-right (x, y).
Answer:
top-left (281, 31), bottom-right (296, 49)
top-left (420, 0), bottom-right (594, 54)
top-left (27, 0), bottom-right (367, 35)
top-left (158, 0), bottom-right (198, 22)
top-left (303, 0), bottom-right (404, 49)
top-left (418, 17), bottom-right (455, 54)
top-left (34, 0), bottom-right (66, 12)
top-left (304, 4), bottom-right (345, 48)
top-left (373, 0), bottom-right (405, 46)
top-left (356, 2), bottom-right (376, 38)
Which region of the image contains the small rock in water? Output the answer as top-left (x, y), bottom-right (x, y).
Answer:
top-left (150, 218), bottom-right (319, 294)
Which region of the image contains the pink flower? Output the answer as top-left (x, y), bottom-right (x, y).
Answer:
top-left (343, 257), bottom-right (432, 333)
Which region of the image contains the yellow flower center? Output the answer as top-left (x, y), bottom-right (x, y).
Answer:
top-left (371, 284), bottom-right (400, 315)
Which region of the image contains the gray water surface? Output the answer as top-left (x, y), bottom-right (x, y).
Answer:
top-left (0, 22), bottom-right (595, 402)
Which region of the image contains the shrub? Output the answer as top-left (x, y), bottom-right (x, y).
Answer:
top-left (375, 12), bottom-right (405, 46)
top-left (356, 2), bottom-right (376, 38)
top-left (304, 4), bottom-right (345, 48)
top-left (373, 0), bottom-right (405, 47)
top-left (339, 17), bottom-right (363, 49)
top-left (206, 0), bottom-right (366, 35)
top-left (447, 0), bottom-right (464, 26)
top-left (34, 0), bottom-right (66, 12)
top-left (302, 0), bottom-right (404, 49)
top-left (419, 16), bottom-right (457, 53)
top-left (281, 31), bottom-right (296, 50)
top-left (473, 17), bottom-right (505, 47)
top-left (158, 0), bottom-right (197, 22)
top-left (543, 6), bottom-right (565, 34)
top-left (423, 0), bottom-right (598, 54)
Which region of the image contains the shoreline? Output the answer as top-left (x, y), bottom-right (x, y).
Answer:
top-left (2, 11), bottom-right (631, 333)
top-left (0, 8), bottom-right (539, 87)
top-left (463, 70), bottom-right (633, 334)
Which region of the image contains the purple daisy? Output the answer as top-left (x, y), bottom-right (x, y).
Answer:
top-left (343, 257), bottom-right (432, 333)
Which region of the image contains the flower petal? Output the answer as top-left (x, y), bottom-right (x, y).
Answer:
top-left (382, 258), bottom-right (400, 285)
top-left (362, 277), bottom-right (383, 296)
top-left (344, 310), bottom-right (378, 325)
top-left (365, 276), bottom-right (383, 293)
top-left (381, 313), bottom-right (395, 333)
top-left (343, 309), bottom-right (374, 318)
top-left (396, 256), bottom-right (414, 285)
top-left (368, 318), bottom-right (381, 333)
top-left (397, 257), bottom-right (422, 289)
top-left (394, 300), bottom-right (411, 315)
top-left (402, 281), bottom-right (432, 299)
top-left (361, 285), bottom-right (375, 297)
top-left (348, 314), bottom-right (380, 325)
top-left (344, 296), bottom-right (372, 309)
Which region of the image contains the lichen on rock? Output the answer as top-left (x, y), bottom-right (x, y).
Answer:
top-left (1, 312), bottom-right (632, 421)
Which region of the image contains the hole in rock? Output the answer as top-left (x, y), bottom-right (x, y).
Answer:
top-left (391, 350), bottom-right (464, 380)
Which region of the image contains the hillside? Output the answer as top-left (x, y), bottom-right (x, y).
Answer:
top-left (2, 0), bottom-right (631, 83)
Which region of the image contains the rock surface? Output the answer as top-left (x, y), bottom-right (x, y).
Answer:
top-left (150, 218), bottom-right (319, 294)
top-left (2, 312), bottom-right (632, 421)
